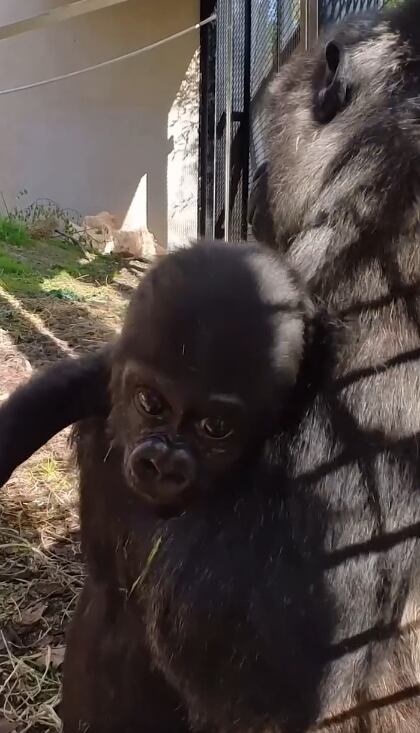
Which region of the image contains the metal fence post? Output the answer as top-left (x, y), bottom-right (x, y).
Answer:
top-left (224, 0), bottom-right (233, 241)
top-left (307, 0), bottom-right (319, 50)
top-left (241, 0), bottom-right (252, 240)
top-left (212, 4), bottom-right (218, 239)
top-left (300, 0), bottom-right (307, 50)
top-left (300, 0), bottom-right (318, 50)
top-left (198, 2), bottom-right (217, 239)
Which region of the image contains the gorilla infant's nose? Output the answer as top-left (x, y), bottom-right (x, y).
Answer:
top-left (130, 438), bottom-right (196, 498)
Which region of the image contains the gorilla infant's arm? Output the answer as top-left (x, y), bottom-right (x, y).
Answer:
top-left (0, 347), bottom-right (111, 487)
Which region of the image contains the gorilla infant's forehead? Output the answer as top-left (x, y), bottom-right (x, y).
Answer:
top-left (118, 243), bottom-right (305, 396)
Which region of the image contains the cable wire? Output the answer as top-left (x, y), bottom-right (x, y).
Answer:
top-left (0, 13), bottom-right (216, 97)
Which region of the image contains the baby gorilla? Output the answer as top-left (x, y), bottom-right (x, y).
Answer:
top-left (0, 241), bottom-right (310, 502)
top-left (0, 240), bottom-right (319, 732)
top-left (63, 241), bottom-right (322, 733)
top-left (98, 240), bottom-right (308, 515)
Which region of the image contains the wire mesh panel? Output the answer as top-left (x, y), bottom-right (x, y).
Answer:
top-left (198, 2), bottom-right (217, 240)
top-left (279, 0), bottom-right (301, 64)
top-left (320, 0), bottom-right (386, 26)
top-left (229, 1), bottom-right (250, 240)
top-left (247, 0), bottom-right (300, 243)
top-left (249, 1), bottom-right (280, 203)
top-left (211, 0), bottom-right (282, 241)
top-left (210, 0), bottom-right (251, 241)
top-left (199, 0), bottom-right (393, 241)
top-left (212, 0), bottom-right (228, 239)
top-left (208, 0), bottom-right (302, 241)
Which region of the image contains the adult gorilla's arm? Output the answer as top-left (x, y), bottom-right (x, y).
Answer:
top-left (247, 161), bottom-right (277, 248)
top-left (0, 346), bottom-right (111, 487)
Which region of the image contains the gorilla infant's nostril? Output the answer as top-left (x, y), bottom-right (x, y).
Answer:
top-left (137, 457), bottom-right (160, 480)
top-left (128, 440), bottom-right (196, 498)
top-left (129, 439), bottom-right (168, 483)
top-left (161, 469), bottom-right (190, 490)
top-left (160, 449), bottom-right (197, 492)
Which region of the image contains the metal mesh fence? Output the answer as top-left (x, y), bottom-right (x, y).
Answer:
top-left (201, 0), bottom-right (392, 241)
top-left (321, 0), bottom-right (386, 26)
top-left (198, 5), bottom-right (217, 240)
top-left (249, 1), bottom-right (279, 195)
top-left (229, 0), bottom-right (248, 240)
top-left (247, 0), bottom-right (302, 244)
top-left (211, 0), bottom-right (280, 241)
top-left (279, 0), bottom-right (301, 64)
top-left (211, 0), bottom-right (251, 240)
top-left (213, 1), bottom-right (228, 239)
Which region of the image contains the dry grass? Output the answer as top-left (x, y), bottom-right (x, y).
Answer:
top-left (0, 236), bottom-right (144, 732)
top-left (0, 441), bottom-right (81, 733)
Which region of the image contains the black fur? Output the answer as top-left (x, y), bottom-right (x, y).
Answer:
top-left (248, 160), bottom-right (277, 246)
top-left (248, 1), bottom-right (420, 729)
top-left (0, 348), bottom-right (110, 486)
top-left (63, 240), bottom-right (320, 733)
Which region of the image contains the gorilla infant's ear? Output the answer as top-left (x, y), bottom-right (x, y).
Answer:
top-left (313, 40), bottom-right (349, 124)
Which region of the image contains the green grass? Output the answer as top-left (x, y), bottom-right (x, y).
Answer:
top-left (0, 234), bottom-right (122, 301)
top-left (0, 216), bottom-right (29, 247)
top-left (0, 252), bottom-right (39, 294)
top-left (0, 252), bottom-right (32, 275)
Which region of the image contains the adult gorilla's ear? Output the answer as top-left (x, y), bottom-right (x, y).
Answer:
top-left (313, 40), bottom-right (349, 124)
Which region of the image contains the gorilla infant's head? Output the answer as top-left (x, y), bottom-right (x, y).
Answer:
top-left (108, 241), bottom-right (310, 511)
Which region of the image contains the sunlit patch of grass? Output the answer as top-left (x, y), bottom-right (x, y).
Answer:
top-left (0, 276), bottom-right (41, 296)
top-left (0, 216), bottom-right (30, 247)
top-left (0, 253), bottom-right (32, 275)
top-left (34, 458), bottom-right (64, 483)
top-left (76, 253), bottom-right (120, 285)
top-left (40, 270), bottom-right (89, 302)
top-left (0, 254), bottom-right (41, 296)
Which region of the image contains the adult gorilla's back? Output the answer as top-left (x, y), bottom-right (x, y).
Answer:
top-left (262, 0), bottom-right (420, 729)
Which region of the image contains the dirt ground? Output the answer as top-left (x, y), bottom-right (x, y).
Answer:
top-left (0, 235), bottom-right (146, 732)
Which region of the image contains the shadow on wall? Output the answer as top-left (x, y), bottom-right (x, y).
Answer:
top-left (0, 0), bottom-right (200, 250)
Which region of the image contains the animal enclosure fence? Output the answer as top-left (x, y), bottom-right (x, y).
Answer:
top-left (198, 0), bottom-right (388, 242)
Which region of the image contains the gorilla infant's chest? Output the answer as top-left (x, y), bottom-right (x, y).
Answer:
top-left (106, 489), bottom-right (332, 731)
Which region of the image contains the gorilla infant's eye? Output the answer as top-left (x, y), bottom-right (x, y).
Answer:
top-left (198, 417), bottom-right (233, 440)
top-left (135, 387), bottom-right (166, 416)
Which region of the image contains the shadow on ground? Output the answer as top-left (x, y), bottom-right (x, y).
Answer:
top-left (0, 236), bottom-right (149, 377)
top-left (0, 432), bottom-right (82, 732)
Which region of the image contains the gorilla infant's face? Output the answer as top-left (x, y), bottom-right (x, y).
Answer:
top-left (115, 360), bottom-right (251, 509)
top-left (109, 242), bottom-right (307, 512)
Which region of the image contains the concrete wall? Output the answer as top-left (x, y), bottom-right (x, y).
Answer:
top-left (0, 0), bottom-right (200, 249)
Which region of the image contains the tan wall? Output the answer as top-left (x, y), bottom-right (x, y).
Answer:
top-left (0, 0), bottom-right (200, 249)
